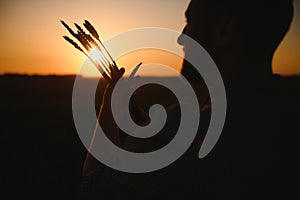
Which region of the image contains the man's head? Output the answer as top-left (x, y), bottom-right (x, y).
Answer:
top-left (179, 0), bottom-right (294, 83)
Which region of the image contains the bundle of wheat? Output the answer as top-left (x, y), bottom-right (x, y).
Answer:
top-left (61, 20), bottom-right (117, 82)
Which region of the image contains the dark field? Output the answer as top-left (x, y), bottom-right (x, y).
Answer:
top-left (0, 75), bottom-right (185, 199)
top-left (1, 74), bottom-right (300, 199)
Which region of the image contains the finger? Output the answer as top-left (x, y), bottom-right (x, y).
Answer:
top-left (110, 65), bottom-right (118, 80)
top-left (112, 63), bottom-right (119, 72)
top-left (109, 64), bottom-right (114, 74)
top-left (102, 72), bottom-right (111, 83)
top-left (110, 67), bottom-right (125, 84)
top-left (119, 67), bottom-right (125, 75)
top-left (115, 67), bottom-right (125, 80)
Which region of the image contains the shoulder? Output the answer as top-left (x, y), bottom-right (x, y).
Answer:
top-left (224, 75), bottom-right (299, 131)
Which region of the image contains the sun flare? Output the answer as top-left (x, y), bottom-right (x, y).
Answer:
top-left (89, 48), bottom-right (103, 66)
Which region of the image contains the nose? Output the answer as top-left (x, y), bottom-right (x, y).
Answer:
top-left (177, 26), bottom-right (187, 46)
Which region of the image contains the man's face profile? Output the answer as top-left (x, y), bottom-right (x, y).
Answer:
top-left (178, 0), bottom-right (216, 84)
top-left (178, 0), bottom-right (294, 83)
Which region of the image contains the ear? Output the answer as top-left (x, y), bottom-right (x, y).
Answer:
top-left (213, 16), bottom-right (239, 49)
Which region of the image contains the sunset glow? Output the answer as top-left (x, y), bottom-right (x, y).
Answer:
top-left (0, 0), bottom-right (299, 76)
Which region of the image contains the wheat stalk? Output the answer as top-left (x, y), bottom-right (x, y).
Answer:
top-left (61, 21), bottom-right (91, 52)
top-left (83, 20), bottom-right (117, 68)
top-left (61, 20), bottom-right (115, 82)
top-left (83, 20), bottom-right (115, 67)
top-left (75, 24), bottom-right (110, 74)
top-left (61, 21), bottom-right (76, 37)
top-left (63, 36), bottom-right (84, 52)
top-left (62, 35), bottom-right (110, 81)
top-left (74, 23), bottom-right (111, 71)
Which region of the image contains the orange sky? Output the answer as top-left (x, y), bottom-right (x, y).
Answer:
top-left (0, 0), bottom-right (299, 77)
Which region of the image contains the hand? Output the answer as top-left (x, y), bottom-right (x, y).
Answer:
top-left (82, 65), bottom-right (125, 176)
top-left (99, 65), bottom-right (125, 145)
top-left (82, 66), bottom-right (147, 176)
top-left (109, 65), bottom-right (125, 85)
top-left (100, 65), bottom-right (150, 144)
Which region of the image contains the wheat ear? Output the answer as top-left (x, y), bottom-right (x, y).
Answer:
top-left (63, 35), bottom-right (111, 81)
top-left (83, 20), bottom-right (117, 68)
top-left (75, 23), bottom-right (111, 72)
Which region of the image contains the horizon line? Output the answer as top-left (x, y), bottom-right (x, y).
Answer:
top-left (1, 72), bottom-right (300, 78)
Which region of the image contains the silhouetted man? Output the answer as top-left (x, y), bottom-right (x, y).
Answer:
top-left (81, 0), bottom-right (299, 199)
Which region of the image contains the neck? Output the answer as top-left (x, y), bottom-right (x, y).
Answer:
top-left (218, 55), bottom-right (273, 82)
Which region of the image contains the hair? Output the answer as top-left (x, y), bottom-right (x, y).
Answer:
top-left (193, 0), bottom-right (294, 57)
